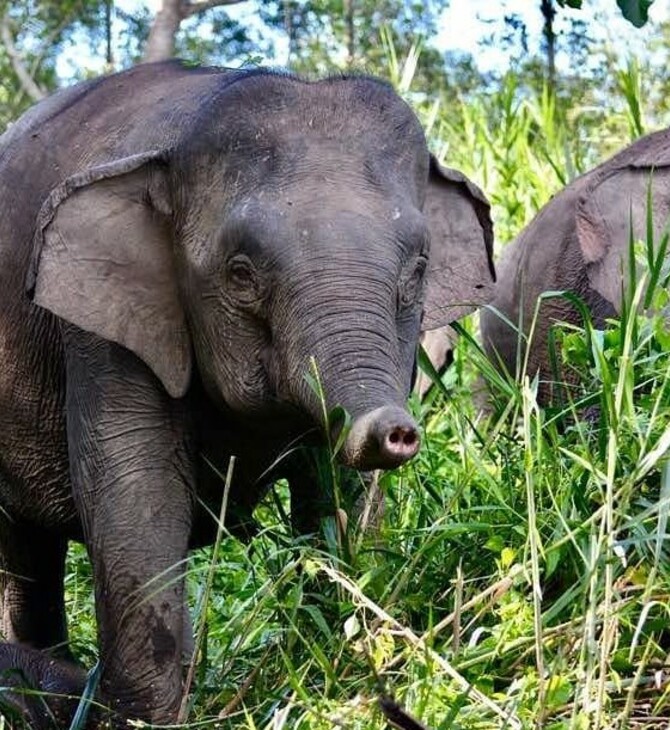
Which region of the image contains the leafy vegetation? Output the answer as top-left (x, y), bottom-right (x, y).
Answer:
top-left (48, 47), bottom-right (670, 729)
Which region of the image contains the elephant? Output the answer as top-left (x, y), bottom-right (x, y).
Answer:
top-left (480, 127), bottom-right (670, 405)
top-left (0, 60), bottom-right (495, 727)
top-left (413, 326), bottom-right (458, 398)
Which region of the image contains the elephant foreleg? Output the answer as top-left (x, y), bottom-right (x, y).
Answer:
top-left (0, 642), bottom-right (87, 729)
top-left (64, 331), bottom-right (196, 725)
top-left (0, 517), bottom-right (70, 657)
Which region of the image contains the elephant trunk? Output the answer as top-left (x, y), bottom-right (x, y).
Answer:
top-left (339, 404), bottom-right (419, 469)
top-left (273, 265), bottom-right (420, 470)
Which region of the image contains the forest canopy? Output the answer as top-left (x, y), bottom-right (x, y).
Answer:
top-left (0, 0), bottom-right (664, 133)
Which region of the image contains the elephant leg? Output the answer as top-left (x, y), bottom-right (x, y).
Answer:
top-left (0, 516), bottom-right (70, 657)
top-left (287, 454), bottom-right (335, 537)
top-left (0, 642), bottom-right (86, 729)
top-left (287, 453), bottom-right (380, 538)
top-left (64, 331), bottom-right (196, 725)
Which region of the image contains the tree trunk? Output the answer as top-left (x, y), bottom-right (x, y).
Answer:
top-left (540, 0), bottom-right (556, 92)
top-left (144, 0), bottom-right (183, 63)
top-left (105, 0), bottom-right (113, 67)
top-left (143, 0), bottom-right (248, 63)
top-left (284, 0), bottom-right (296, 66)
top-left (343, 0), bottom-right (355, 67)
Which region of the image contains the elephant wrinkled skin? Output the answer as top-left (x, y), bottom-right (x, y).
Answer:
top-left (0, 61), bottom-right (494, 726)
top-left (481, 128), bottom-right (670, 403)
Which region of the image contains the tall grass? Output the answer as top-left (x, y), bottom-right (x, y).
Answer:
top-left (55, 54), bottom-right (670, 730)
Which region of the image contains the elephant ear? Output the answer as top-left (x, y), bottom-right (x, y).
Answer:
top-left (422, 156), bottom-right (496, 330)
top-left (26, 151), bottom-right (192, 398)
top-left (576, 162), bottom-right (670, 309)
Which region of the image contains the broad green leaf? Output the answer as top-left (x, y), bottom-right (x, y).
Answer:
top-left (617, 0), bottom-right (654, 27)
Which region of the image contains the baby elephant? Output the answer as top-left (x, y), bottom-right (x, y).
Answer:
top-left (481, 128), bottom-right (670, 403)
top-left (0, 61), bottom-right (494, 727)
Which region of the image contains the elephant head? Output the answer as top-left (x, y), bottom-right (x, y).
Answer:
top-left (27, 74), bottom-right (494, 470)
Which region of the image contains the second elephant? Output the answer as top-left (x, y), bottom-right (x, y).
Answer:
top-left (481, 127), bottom-right (670, 403)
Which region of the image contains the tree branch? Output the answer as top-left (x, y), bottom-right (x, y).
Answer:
top-left (182, 0), bottom-right (247, 19)
top-left (1, 13), bottom-right (46, 101)
top-left (29, 9), bottom-right (79, 80)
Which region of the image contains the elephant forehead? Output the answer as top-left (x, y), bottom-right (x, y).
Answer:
top-left (223, 73), bottom-right (426, 143)
top-left (179, 77), bottom-right (429, 193)
top-left (238, 185), bottom-right (425, 242)
top-left (219, 131), bottom-right (426, 203)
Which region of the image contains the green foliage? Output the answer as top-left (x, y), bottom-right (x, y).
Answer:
top-left (0, 0), bottom-right (110, 128)
top-left (617, 0), bottom-right (655, 28)
top-left (1, 0), bottom-right (666, 138)
top-left (68, 661), bottom-right (100, 730)
top-left (556, 0), bottom-right (655, 27)
top-left (258, 0), bottom-right (450, 89)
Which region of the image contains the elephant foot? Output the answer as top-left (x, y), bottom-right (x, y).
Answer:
top-left (0, 642), bottom-right (89, 729)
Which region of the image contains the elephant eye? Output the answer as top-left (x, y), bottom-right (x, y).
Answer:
top-left (399, 255), bottom-right (427, 310)
top-left (226, 254), bottom-right (263, 307)
top-left (227, 254), bottom-right (256, 287)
